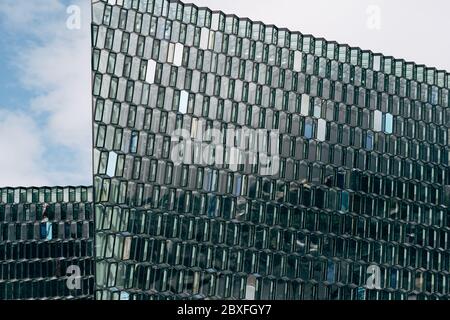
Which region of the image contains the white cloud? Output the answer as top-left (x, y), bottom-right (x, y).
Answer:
top-left (0, 0), bottom-right (65, 37)
top-left (0, 0), bottom-right (92, 187)
top-left (0, 110), bottom-right (48, 186)
top-left (20, 19), bottom-right (92, 167)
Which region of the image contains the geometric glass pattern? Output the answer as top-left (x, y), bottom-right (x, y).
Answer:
top-left (0, 187), bottom-right (94, 300)
top-left (92, 0), bottom-right (450, 300)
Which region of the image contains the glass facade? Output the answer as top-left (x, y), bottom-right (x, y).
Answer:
top-left (92, 0), bottom-right (450, 300)
top-left (0, 187), bottom-right (94, 299)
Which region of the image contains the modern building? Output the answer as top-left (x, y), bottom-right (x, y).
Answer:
top-left (92, 0), bottom-right (450, 300)
top-left (0, 187), bottom-right (94, 299)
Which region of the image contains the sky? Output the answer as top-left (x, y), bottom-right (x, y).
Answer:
top-left (0, 0), bottom-right (448, 187)
top-left (0, 0), bottom-right (91, 187)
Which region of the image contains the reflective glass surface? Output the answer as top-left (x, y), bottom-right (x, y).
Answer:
top-left (92, 0), bottom-right (450, 300)
top-left (0, 187), bottom-right (94, 300)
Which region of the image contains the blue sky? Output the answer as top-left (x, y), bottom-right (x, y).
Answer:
top-left (0, 0), bottom-right (91, 186)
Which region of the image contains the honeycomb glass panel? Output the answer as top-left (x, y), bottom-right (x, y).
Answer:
top-left (0, 187), bottom-right (94, 300)
top-left (92, 0), bottom-right (450, 301)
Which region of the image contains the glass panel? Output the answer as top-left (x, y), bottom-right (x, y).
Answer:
top-left (373, 110), bottom-right (382, 132)
top-left (384, 113), bottom-right (394, 134)
top-left (179, 90), bottom-right (189, 114)
top-left (145, 60), bottom-right (157, 83)
top-left (107, 152), bottom-right (118, 177)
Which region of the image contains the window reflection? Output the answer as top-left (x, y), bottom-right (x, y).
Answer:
top-left (317, 119), bottom-right (326, 141)
top-left (91, 0), bottom-right (450, 301)
top-left (384, 113), bottom-right (394, 134)
top-left (304, 121), bottom-right (313, 139)
top-left (179, 90), bottom-right (189, 114)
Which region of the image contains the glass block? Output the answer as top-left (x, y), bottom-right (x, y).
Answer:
top-left (91, 0), bottom-right (450, 302)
